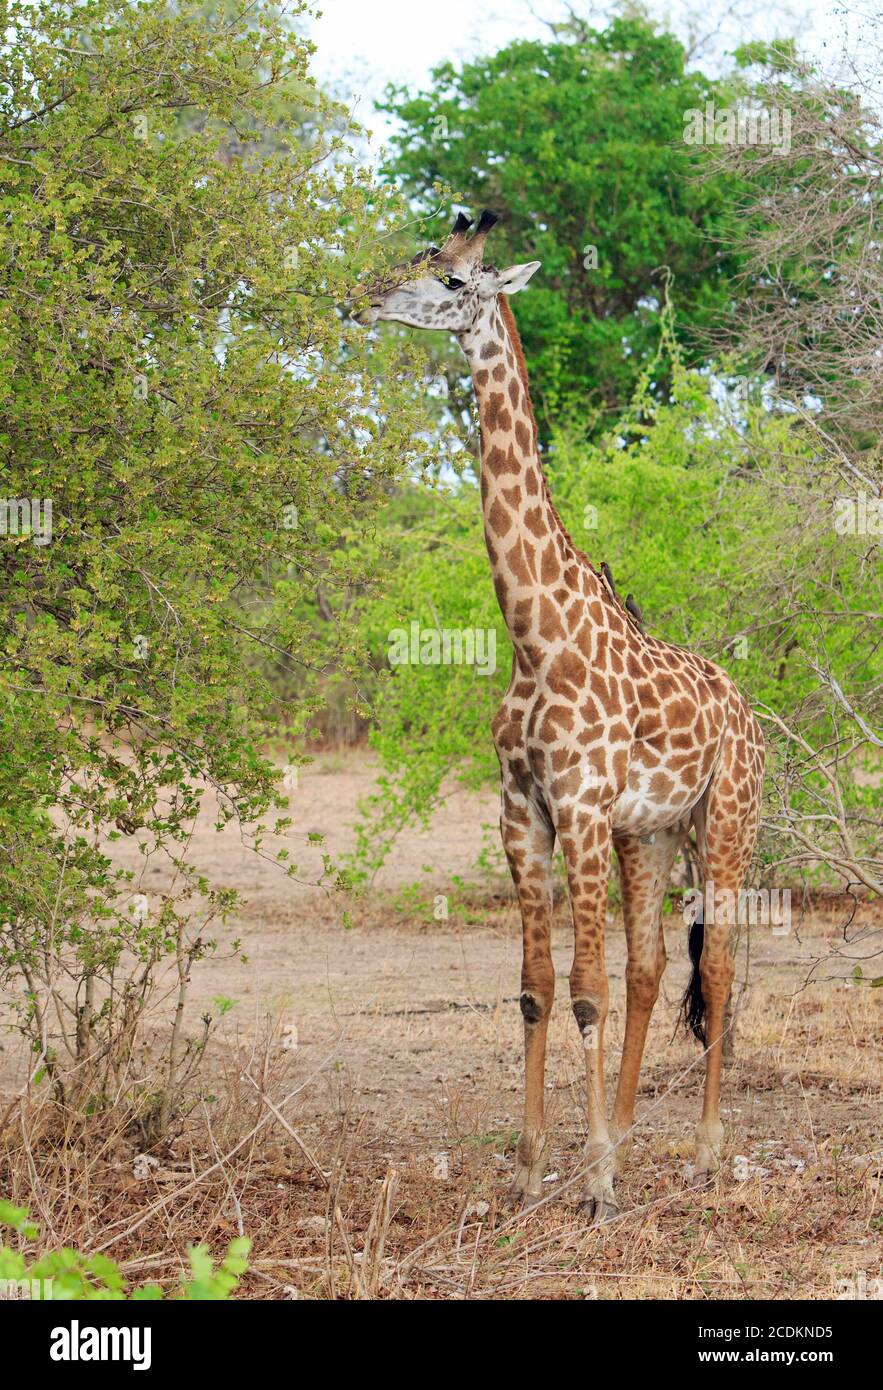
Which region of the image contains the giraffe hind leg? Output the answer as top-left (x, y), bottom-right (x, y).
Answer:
top-left (611, 826), bottom-right (686, 1174)
top-left (689, 717), bottom-right (763, 1180)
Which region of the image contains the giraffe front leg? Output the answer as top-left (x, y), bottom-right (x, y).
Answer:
top-left (499, 780), bottom-right (556, 1207)
top-left (561, 811), bottom-right (617, 1223)
top-left (513, 992), bottom-right (553, 1205)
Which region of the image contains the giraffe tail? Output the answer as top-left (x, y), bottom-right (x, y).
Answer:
top-left (681, 918), bottom-right (707, 1046)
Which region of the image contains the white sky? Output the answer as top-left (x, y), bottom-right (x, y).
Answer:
top-left (307, 0), bottom-right (882, 156)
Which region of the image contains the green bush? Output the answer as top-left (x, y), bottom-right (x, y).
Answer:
top-left (0, 1200), bottom-right (250, 1300)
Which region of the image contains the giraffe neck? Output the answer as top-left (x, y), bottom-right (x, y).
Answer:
top-left (460, 297), bottom-right (599, 662)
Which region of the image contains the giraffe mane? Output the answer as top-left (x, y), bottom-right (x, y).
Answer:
top-left (497, 294), bottom-right (607, 591)
top-left (497, 295), bottom-right (537, 442)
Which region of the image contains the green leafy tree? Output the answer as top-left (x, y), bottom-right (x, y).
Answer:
top-left (0, 0), bottom-right (431, 1126)
top-left (378, 13), bottom-right (754, 437)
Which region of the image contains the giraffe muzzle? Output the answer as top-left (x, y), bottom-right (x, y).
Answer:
top-left (351, 301), bottom-right (381, 327)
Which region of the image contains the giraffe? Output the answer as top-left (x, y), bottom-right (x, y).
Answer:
top-left (354, 211), bottom-right (765, 1220)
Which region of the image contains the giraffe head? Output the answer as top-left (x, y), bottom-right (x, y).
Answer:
top-left (353, 210), bottom-right (540, 333)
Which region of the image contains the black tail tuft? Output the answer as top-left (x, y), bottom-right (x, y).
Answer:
top-left (681, 918), bottom-right (707, 1046)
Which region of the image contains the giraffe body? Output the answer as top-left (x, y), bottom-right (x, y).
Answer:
top-left (356, 212), bottom-right (765, 1218)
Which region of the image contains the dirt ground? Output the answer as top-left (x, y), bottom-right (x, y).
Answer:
top-left (1, 751), bottom-right (881, 1300)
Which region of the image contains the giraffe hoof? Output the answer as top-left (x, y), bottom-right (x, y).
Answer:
top-left (581, 1198), bottom-right (619, 1225)
top-left (693, 1167), bottom-right (718, 1191)
top-left (506, 1183), bottom-right (543, 1210)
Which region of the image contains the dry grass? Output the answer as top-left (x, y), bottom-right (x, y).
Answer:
top-left (1, 884), bottom-right (880, 1301)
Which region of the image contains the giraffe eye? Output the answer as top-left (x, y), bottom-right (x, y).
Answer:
top-left (441, 275), bottom-right (465, 290)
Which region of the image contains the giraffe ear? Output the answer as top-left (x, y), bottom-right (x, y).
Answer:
top-left (494, 261), bottom-right (541, 295)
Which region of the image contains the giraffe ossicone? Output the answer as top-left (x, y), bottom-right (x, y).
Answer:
top-left (356, 210), bottom-right (765, 1220)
